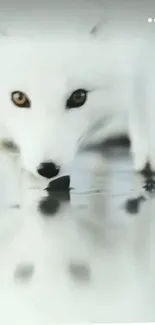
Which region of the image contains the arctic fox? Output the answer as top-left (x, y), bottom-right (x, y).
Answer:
top-left (0, 29), bottom-right (154, 178)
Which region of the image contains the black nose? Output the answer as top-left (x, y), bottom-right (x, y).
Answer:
top-left (37, 162), bottom-right (60, 179)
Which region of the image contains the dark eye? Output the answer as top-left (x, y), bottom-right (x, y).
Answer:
top-left (11, 91), bottom-right (31, 108)
top-left (66, 89), bottom-right (87, 109)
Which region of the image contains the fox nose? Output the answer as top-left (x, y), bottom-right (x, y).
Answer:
top-left (37, 162), bottom-right (60, 179)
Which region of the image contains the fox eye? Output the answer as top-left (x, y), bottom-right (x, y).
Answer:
top-left (66, 89), bottom-right (87, 109)
top-left (11, 91), bottom-right (31, 108)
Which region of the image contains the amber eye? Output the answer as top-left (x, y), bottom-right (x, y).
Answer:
top-left (66, 89), bottom-right (87, 109)
top-left (11, 91), bottom-right (31, 108)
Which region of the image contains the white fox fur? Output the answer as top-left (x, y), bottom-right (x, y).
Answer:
top-left (0, 15), bottom-right (155, 177)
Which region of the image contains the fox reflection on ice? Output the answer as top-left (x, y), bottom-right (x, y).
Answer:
top-left (0, 137), bottom-right (154, 323)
